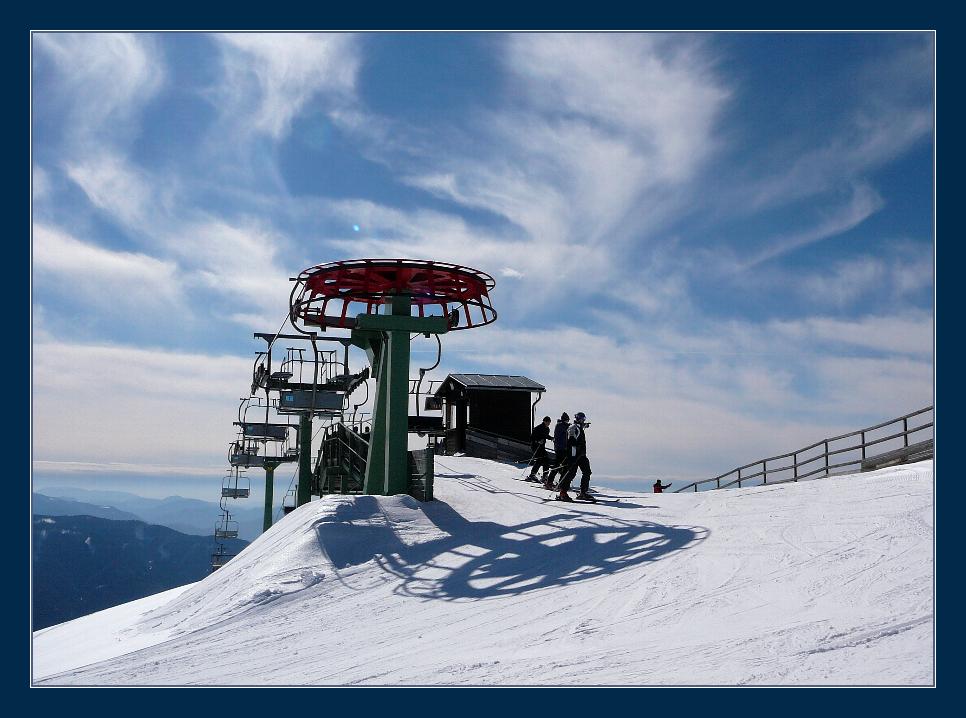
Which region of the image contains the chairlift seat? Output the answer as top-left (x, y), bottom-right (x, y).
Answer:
top-left (221, 487), bottom-right (250, 498)
top-left (408, 415), bottom-right (444, 434)
top-left (271, 371), bottom-right (294, 380)
top-left (210, 553), bottom-right (234, 569)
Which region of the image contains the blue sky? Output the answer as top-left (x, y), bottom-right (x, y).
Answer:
top-left (31, 32), bottom-right (933, 497)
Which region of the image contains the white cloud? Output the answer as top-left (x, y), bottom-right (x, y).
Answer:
top-left (33, 166), bottom-right (51, 201)
top-left (32, 223), bottom-right (183, 310)
top-left (213, 33), bottom-right (360, 140)
top-left (798, 252), bottom-right (933, 308)
top-left (176, 218), bottom-right (293, 327)
top-left (376, 34), bottom-right (731, 307)
top-left (505, 33), bottom-right (727, 181)
top-left (32, 460), bottom-right (221, 477)
top-left (771, 313), bottom-right (933, 358)
top-left (742, 183), bottom-right (885, 270)
top-left (32, 338), bottom-right (253, 468)
top-left (64, 154), bottom-right (158, 231)
top-left (815, 355), bottom-right (933, 417)
top-left (33, 32), bottom-right (165, 145)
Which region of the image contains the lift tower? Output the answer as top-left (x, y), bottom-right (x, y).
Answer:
top-left (290, 259), bottom-right (497, 496)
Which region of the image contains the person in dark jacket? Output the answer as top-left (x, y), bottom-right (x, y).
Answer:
top-left (526, 416), bottom-right (553, 482)
top-left (653, 480), bottom-right (672, 493)
top-left (544, 413), bottom-right (570, 489)
top-left (558, 412), bottom-right (595, 502)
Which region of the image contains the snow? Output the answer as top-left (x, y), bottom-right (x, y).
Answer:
top-left (32, 458), bottom-right (934, 686)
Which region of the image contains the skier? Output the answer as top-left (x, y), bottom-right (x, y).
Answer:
top-left (544, 412), bottom-right (571, 490)
top-left (557, 412), bottom-right (595, 503)
top-left (653, 480), bottom-right (672, 493)
top-left (526, 416), bottom-right (553, 482)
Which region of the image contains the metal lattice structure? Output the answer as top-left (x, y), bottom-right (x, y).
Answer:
top-left (290, 259), bottom-right (497, 331)
top-left (289, 258), bottom-right (498, 497)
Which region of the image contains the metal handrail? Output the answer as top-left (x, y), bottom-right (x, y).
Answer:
top-left (675, 407), bottom-right (933, 493)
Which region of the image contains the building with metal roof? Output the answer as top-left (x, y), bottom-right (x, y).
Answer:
top-left (434, 374), bottom-right (547, 457)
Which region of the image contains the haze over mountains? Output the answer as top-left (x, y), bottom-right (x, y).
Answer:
top-left (35, 487), bottom-right (264, 540)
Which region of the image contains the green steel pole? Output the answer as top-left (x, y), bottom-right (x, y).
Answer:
top-left (263, 463), bottom-right (276, 532)
top-left (364, 341), bottom-right (389, 494)
top-left (384, 294), bottom-right (412, 495)
top-left (297, 413), bottom-right (313, 506)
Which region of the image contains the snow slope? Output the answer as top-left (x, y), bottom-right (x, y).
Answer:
top-left (32, 458), bottom-right (934, 686)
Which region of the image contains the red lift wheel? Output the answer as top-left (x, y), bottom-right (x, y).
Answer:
top-left (290, 259), bottom-right (497, 330)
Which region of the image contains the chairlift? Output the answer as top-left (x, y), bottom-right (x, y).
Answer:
top-left (282, 488), bottom-right (297, 515)
top-left (214, 516), bottom-right (239, 539)
top-left (210, 545), bottom-right (234, 571)
top-left (221, 467), bottom-right (250, 499)
top-left (229, 436), bottom-right (260, 467)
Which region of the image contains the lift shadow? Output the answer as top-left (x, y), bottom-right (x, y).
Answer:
top-left (314, 496), bottom-right (708, 602)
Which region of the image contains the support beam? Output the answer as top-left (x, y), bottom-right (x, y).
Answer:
top-left (384, 295), bottom-right (413, 495)
top-left (297, 413), bottom-right (313, 506)
top-left (364, 344), bottom-right (389, 494)
top-left (263, 463), bottom-right (277, 532)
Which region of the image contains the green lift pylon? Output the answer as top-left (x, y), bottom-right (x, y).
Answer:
top-left (289, 259), bottom-right (498, 497)
top-left (350, 295), bottom-right (450, 494)
top-left (262, 459), bottom-right (281, 532)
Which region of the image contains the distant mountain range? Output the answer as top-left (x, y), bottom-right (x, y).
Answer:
top-left (35, 487), bottom-right (265, 540)
top-left (33, 493), bottom-right (141, 522)
top-left (33, 514), bottom-right (249, 630)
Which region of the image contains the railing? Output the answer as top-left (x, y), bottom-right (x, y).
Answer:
top-left (674, 406), bottom-right (933, 493)
top-left (316, 423), bottom-right (369, 494)
top-left (313, 421), bottom-right (436, 502)
top-left (459, 426), bottom-right (557, 465)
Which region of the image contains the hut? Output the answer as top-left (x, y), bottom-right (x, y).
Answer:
top-left (433, 374), bottom-right (547, 461)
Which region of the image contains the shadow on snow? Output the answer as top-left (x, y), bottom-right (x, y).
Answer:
top-left (314, 496), bottom-right (708, 601)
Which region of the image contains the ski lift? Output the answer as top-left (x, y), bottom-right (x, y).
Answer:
top-left (282, 488), bottom-right (297, 515)
top-left (210, 546), bottom-right (233, 571)
top-left (221, 467), bottom-right (250, 499)
top-left (229, 436), bottom-right (261, 467)
top-left (214, 516), bottom-right (239, 539)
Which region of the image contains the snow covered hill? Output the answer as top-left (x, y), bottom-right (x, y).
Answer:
top-left (32, 457), bottom-right (934, 686)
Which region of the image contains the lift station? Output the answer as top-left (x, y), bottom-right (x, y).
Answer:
top-left (211, 259), bottom-right (498, 571)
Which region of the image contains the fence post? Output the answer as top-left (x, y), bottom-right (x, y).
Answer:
top-left (824, 441), bottom-right (830, 477)
top-left (762, 459), bottom-right (767, 485)
top-left (861, 431), bottom-right (866, 460)
top-left (793, 453), bottom-right (798, 481)
top-left (903, 417), bottom-right (909, 447)
top-left (737, 467), bottom-right (742, 488)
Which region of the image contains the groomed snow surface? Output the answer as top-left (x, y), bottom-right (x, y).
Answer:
top-left (33, 458), bottom-right (934, 686)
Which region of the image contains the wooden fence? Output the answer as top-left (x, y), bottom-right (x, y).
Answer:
top-left (674, 406), bottom-right (933, 493)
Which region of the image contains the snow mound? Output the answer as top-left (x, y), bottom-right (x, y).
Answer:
top-left (33, 457), bottom-right (934, 686)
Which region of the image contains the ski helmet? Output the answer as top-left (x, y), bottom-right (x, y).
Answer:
top-left (575, 411), bottom-right (587, 423)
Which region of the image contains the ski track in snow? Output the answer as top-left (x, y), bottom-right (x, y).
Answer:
top-left (32, 459), bottom-right (934, 686)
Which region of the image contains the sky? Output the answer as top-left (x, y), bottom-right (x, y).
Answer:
top-left (31, 32), bottom-right (934, 499)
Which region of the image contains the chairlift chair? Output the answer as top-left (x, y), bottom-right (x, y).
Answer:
top-left (214, 517), bottom-right (239, 539)
top-left (221, 467), bottom-right (251, 499)
top-left (210, 545), bottom-right (234, 571)
top-left (282, 488), bottom-right (297, 515)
